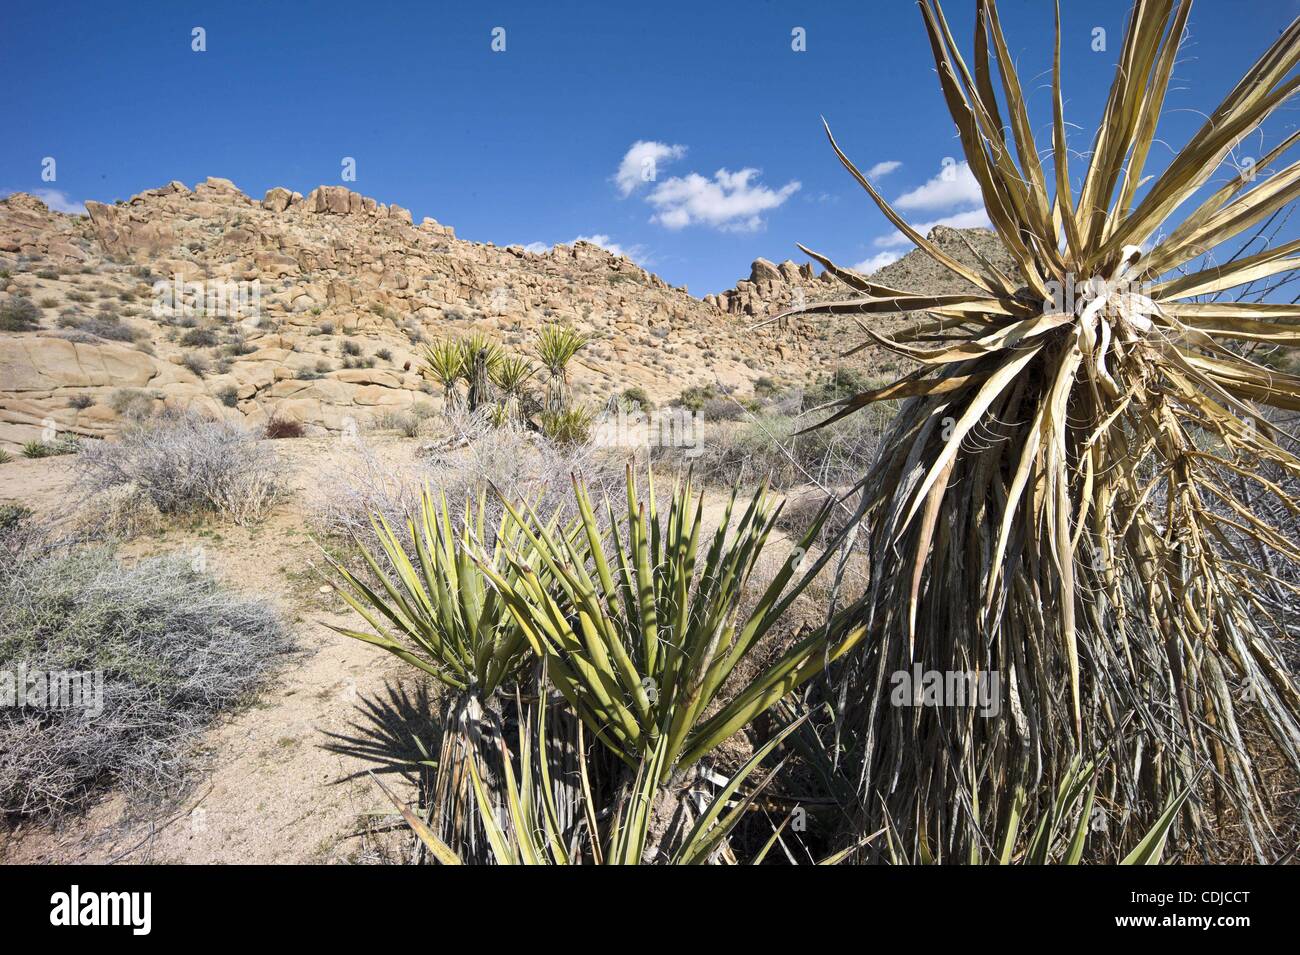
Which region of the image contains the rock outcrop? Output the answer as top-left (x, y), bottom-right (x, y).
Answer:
top-left (0, 181), bottom-right (832, 447)
top-left (0, 180), bottom-right (1012, 449)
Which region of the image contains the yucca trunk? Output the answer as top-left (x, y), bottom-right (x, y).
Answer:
top-left (786, 0), bottom-right (1300, 861)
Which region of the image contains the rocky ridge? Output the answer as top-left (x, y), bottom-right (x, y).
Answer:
top-left (0, 179), bottom-right (1006, 448)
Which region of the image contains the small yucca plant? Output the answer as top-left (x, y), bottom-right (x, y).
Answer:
top-left (476, 467), bottom-right (868, 778)
top-left (786, 0), bottom-right (1300, 860)
top-left (535, 324), bottom-right (591, 410)
top-left (421, 339), bottom-right (464, 410)
top-left (326, 488), bottom-right (541, 860)
top-left (490, 354), bottom-right (538, 426)
top-left (537, 404), bottom-right (594, 444)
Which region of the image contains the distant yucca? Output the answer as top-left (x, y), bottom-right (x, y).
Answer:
top-left (421, 339), bottom-right (464, 410)
top-left (788, 0), bottom-right (1300, 860)
top-left (535, 325), bottom-right (591, 411)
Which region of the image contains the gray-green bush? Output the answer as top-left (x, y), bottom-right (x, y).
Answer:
top-left (0, 544), bottom-right (290, 815)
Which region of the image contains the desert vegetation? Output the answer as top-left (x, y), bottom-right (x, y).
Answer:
top-left (1, 0), bottom-right (1298, 873)
top-left (0, 509), bottom-right (289, 816)
top-left (310, 0), bottom-right (1300, 865)
top-left (75, 411), bottom-right (282, 526)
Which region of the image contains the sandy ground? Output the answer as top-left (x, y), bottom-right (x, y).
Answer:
top-left (0, 438), bottom-right (432, 863)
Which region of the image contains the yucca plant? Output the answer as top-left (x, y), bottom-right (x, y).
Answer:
top-left (458, 333), bottom-right (503, 411)
top-left (475, 467), bottom-right (868, 780)
top-left (490, 354), bottom-right (538, 426)
top-left (379, 695), bottom-right (810, 865)
top-left (421, 339), bottom-right (464, 410)
top-left (784, 0), bottom-right (1300, 860)
top-left (535, 324), bottom-right (591, 410)
top-left (326, 488), bottom-right (540, 860)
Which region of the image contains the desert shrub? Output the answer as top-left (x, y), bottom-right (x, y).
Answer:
top-left (75, 311), bottom-right (138, 342)
top-left (108, 388), bottom-right (155, 420)
top-left (182, 353), bottom-right (210, 378)
top-left (313, 413), bottom-right (623, 552)
top-left (0, 296), bottom-right (40, 331)
top-left (66, 290), bottom-right (91, 304)
top-left (74, 412), bottom-right (282, 525)
top-left (0, 546), bottom-right (290, 815)
top-left (0, 504), bottom-right (32, 534)
top-left (38, 297), bottom-right (58, 309)
top-left (35, 269), bottom-right (59, 280)
top-left (315, 359), bottom-right (332, 374)
top-left (68, 394), bottom-right (93, 410)
top-left (341, 339), bottom-right (361, 357)
top-left (655, 408), bottom-right (887, 490)
top-left (317, 321), bottom-right (335, 336)
top-left (699, 396), bottom-right (744, 422)
top-left (621, 385), bottom-right (653, 410)
top-left (263, 416), bottom-right (305, 439)
top-left (222, 338), bottom-right (256, 357)
top-left (373, 411), bottom-right (421, 438)
top-left (70, 483), bottom-right (164, 540)
top-left (180, 327), bottom-right (218, 348)
top-left (217, 385), bottom-right (240, 408)
top-left (801, 365), bottom-right (873, 411)
top-left (675, 385), bottom-right (715, 412)
top-left (375, 348), bottom-right (393, 362)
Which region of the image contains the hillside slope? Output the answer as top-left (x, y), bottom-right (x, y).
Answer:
top-left (0, 181), bottom-right (1009, 447)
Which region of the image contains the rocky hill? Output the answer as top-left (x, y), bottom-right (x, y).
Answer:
top-left (0, 180), bottom-right (1007, 448)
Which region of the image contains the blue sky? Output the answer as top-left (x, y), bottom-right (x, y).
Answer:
top-left (2, 0), bottom-right (1298, 294)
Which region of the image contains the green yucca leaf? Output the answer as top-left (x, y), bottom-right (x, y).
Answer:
top-left (421, 338), bottom-right (465, 408)
top-left (534, 324), bottom-right (591, 375)
top-left (490, 354), bottom-right (537, 395)
top-left (453, 693), bottom-right (806, 865)
top-left (476, 466), bottom-right (868, 779)
top-left (457, 333), bottom-right (503, 379)
top-left (325, 487), bottom-right (533, 696)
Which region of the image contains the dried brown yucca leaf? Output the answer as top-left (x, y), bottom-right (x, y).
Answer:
top-left (789, 0), bottom-right (1300, 861)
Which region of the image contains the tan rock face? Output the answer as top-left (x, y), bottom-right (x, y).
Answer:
top-left (0, 337), bottom-right (157, 391)
top-left (1, 179), bottom-right (1010, 449)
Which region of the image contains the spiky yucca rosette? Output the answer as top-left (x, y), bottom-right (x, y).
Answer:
top-left (788, 1), bottom-right (1300, 861)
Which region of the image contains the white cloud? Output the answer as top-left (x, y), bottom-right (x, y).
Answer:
top-left (646, 168), bottom-right (800, 232)
top-left (852, 251), bottom-right (902, 273)
top-left (522, 241), bottom-right (550, 254)
top-left (614, 140), bottom-right (687, 197)
top-left (893, 160), bottom-right (982, 212)
top-left (873, 207), bottom-right (994, 248)
top-left (866, 160), bottom-right (902, 179)
top-left (2, 187), bottom-right (86, 215)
